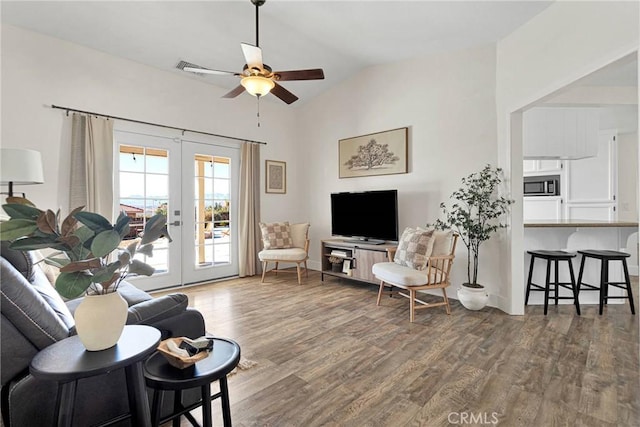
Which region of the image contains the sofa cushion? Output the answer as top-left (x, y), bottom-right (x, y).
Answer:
top-left (290, 223), bottom-right (310, 249)
top-left (126, 293), bottom-right (188, 324)
top-left (116, 281), bottom-right (153, 306)
top-left (0, 258), bottom-right (71, 350)
top-left (1, 314), bottom-right (40, 386)
top-left (32, 266), bottom-right (75, 330)
top-left (393, 227), bottom-right (435, 270)
top-left (65, 281), bottom-right (153, 317)
top-left (259, 221), bottom-right (293, 249)
top-left (0, 248), bottom-right (75, 330)
top-left (1, 241), bottom-right (35, 282)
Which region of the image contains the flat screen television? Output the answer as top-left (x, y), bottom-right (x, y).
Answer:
top-left (330, 190), bottom-right (399, 244)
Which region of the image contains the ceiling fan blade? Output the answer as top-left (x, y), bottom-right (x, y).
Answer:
top-left (178, 60), bottom-right (237, 76)
top-left (184, 66), bottom-right (238, 76)
top-left (274, 69), bottom-right (325, 81)
top-left (241, 43), bottom-right (264, 72)
top-left (270, 82), bottom-right (299, 105)
top-left (222, 85), bottom-right (246, 98)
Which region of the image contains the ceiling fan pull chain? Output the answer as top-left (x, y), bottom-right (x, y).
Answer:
top-left (257, 95), bottom-right (261, 127)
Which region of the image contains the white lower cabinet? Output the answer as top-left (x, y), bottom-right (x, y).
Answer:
top-left (564, 203), bottom-right (616, 221)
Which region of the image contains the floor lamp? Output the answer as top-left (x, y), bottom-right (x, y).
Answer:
top-left (1, 148), bottom-right (44, 198)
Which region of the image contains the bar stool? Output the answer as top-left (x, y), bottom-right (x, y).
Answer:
top-left (576, 250), bottom-right (636, 315)
top-left (525, 250), bottom-right (580, 315)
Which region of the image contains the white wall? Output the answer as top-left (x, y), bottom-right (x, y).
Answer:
top-left (497, 1), bottom-right (640, 314)
top-left (297, 44), bottom-right (500, 301)
top-left (618, 131), bottom-right (639, 221)
top-left (0, 25), bottom-right (304, 223)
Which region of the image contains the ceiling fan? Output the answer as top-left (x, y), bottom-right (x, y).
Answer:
top-left (179, 0), bottom-right (324, 105)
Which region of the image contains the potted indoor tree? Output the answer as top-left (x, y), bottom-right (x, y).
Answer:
top-left (0, 197), bottom-right (170, 350)
top-left (432, 164), bottom-right (514, 310)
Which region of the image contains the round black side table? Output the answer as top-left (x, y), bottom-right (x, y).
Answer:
top-left (143, 337), bottom-right (241, 427)
top-left (30, 324), bottom-right (161, 427)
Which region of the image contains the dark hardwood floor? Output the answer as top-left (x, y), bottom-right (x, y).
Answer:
top-left (155, 270), bottom-right (639, 427)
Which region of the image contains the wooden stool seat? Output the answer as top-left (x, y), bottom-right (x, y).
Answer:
top-left (576, 250), bottom-right (635, 315)
top-left (526, 250), bottom-right (580, 315)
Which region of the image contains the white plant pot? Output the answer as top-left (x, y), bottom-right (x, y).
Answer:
top-left (457, 284), bottom-right (489, 311)
top-left (74, 292), bottom-right (128, 351)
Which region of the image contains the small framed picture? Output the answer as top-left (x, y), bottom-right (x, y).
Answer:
top-left (265, 160), bottom-right (286, 194)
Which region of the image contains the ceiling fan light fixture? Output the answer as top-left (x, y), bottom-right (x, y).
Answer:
top-left (241, 75), bottom-right (275, 97)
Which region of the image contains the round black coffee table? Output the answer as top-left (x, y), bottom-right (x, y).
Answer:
top-left (144, 337), bottom-right (241, 427)
top-left (30, 325), bottom-right (161, 427)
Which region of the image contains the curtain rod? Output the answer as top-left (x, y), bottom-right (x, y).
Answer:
top-left (49, 104), bottom-right (267, 145)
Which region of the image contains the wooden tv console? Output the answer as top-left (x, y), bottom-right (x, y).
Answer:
top-left (321, 239), bottom-right (397, 285)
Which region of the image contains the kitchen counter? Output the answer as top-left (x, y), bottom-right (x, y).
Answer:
top-left (524, 219), bottom-right (638, 307)
top-left (525, 219), bottom-right (638, 228)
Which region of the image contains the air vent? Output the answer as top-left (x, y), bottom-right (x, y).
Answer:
top-left (176, 60), bottom-right (202, 72)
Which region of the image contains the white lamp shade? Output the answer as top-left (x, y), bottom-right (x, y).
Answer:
top-left (1, 148), bottom-right (44, 185)
top-left (241, 75), bottom-right (275, 97)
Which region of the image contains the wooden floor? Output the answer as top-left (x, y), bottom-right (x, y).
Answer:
top-left (155, 271), bottom-right (639, 427)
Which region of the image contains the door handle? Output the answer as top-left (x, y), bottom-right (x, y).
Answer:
top-left (169, 220), bottom-right (181, 226)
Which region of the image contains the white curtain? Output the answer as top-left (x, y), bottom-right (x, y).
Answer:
top-left (238, 142), bottom-right (261, 277)
top-left (69, 114), bottom-right (114, 220)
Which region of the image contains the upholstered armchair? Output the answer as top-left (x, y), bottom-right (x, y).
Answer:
top-left (258, 222), bottom-right (310, 284)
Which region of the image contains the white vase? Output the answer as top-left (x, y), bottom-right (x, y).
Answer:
top-left (457, 284), bottom-right (489, 311)
top-left (74, 291), bottom-right (128, 351)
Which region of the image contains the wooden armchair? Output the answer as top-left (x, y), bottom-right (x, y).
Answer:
top-left (258, 222), bottom-right (310, 285)
top-left (372, 230), bottom-right (458, 322)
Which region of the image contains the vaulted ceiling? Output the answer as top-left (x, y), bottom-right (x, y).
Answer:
top-left (2, 0), bottom-right (556, 105)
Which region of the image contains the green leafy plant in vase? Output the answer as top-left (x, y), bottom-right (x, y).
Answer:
top-left (431, 164), bottom-right (514, 310)
top-left (0, 197), bottom-right (171, 350)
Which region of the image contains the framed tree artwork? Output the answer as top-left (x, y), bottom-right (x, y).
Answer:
top-left (265, 160), bottom-right (286, 194)
top-left (338, 127), bottom-right (408, 178)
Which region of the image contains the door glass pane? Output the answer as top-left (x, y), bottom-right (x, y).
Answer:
top-left (193, 154), bottom-right (232, 268)
top-left (194, 156), bottom-right (214, 178)
top-left (146, 149), bottom-right (168, 174)
top-left (214, 179), bottom-right (230, 199)
top-left (213, 160), bottom-right (229, 178)
top-left (118, 145), bottom-right (170, 274)
top-left (146, 175), bottom-right (168, 198)
top-left (120, 172), bottom-right (144, 198)
top-left (120, 145), bottom-right (144, 172)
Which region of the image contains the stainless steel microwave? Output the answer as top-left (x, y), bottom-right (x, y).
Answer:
top-left (523, 175), bottom-right (560, 196)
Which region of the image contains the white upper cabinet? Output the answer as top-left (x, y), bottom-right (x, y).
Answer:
top-left (565, 131), bottom-right (617, 203)
top-left (563, 130), bottom-right (618, 221)
top-left (523, 107), bottom-right (600, 160)
top-left (523, 159), bottom-right (563, 175)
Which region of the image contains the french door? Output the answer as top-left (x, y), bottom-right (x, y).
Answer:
top-left (181, 139), bottom-right (239, 284)
top-left (114, 130), bottom-right (239, 291)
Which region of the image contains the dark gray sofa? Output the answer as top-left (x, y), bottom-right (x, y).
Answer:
top-left (0, 242), bottom-right (206, 426)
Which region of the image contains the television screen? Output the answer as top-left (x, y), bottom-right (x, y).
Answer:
top-left (330, 190), bottom-right (399, 243)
